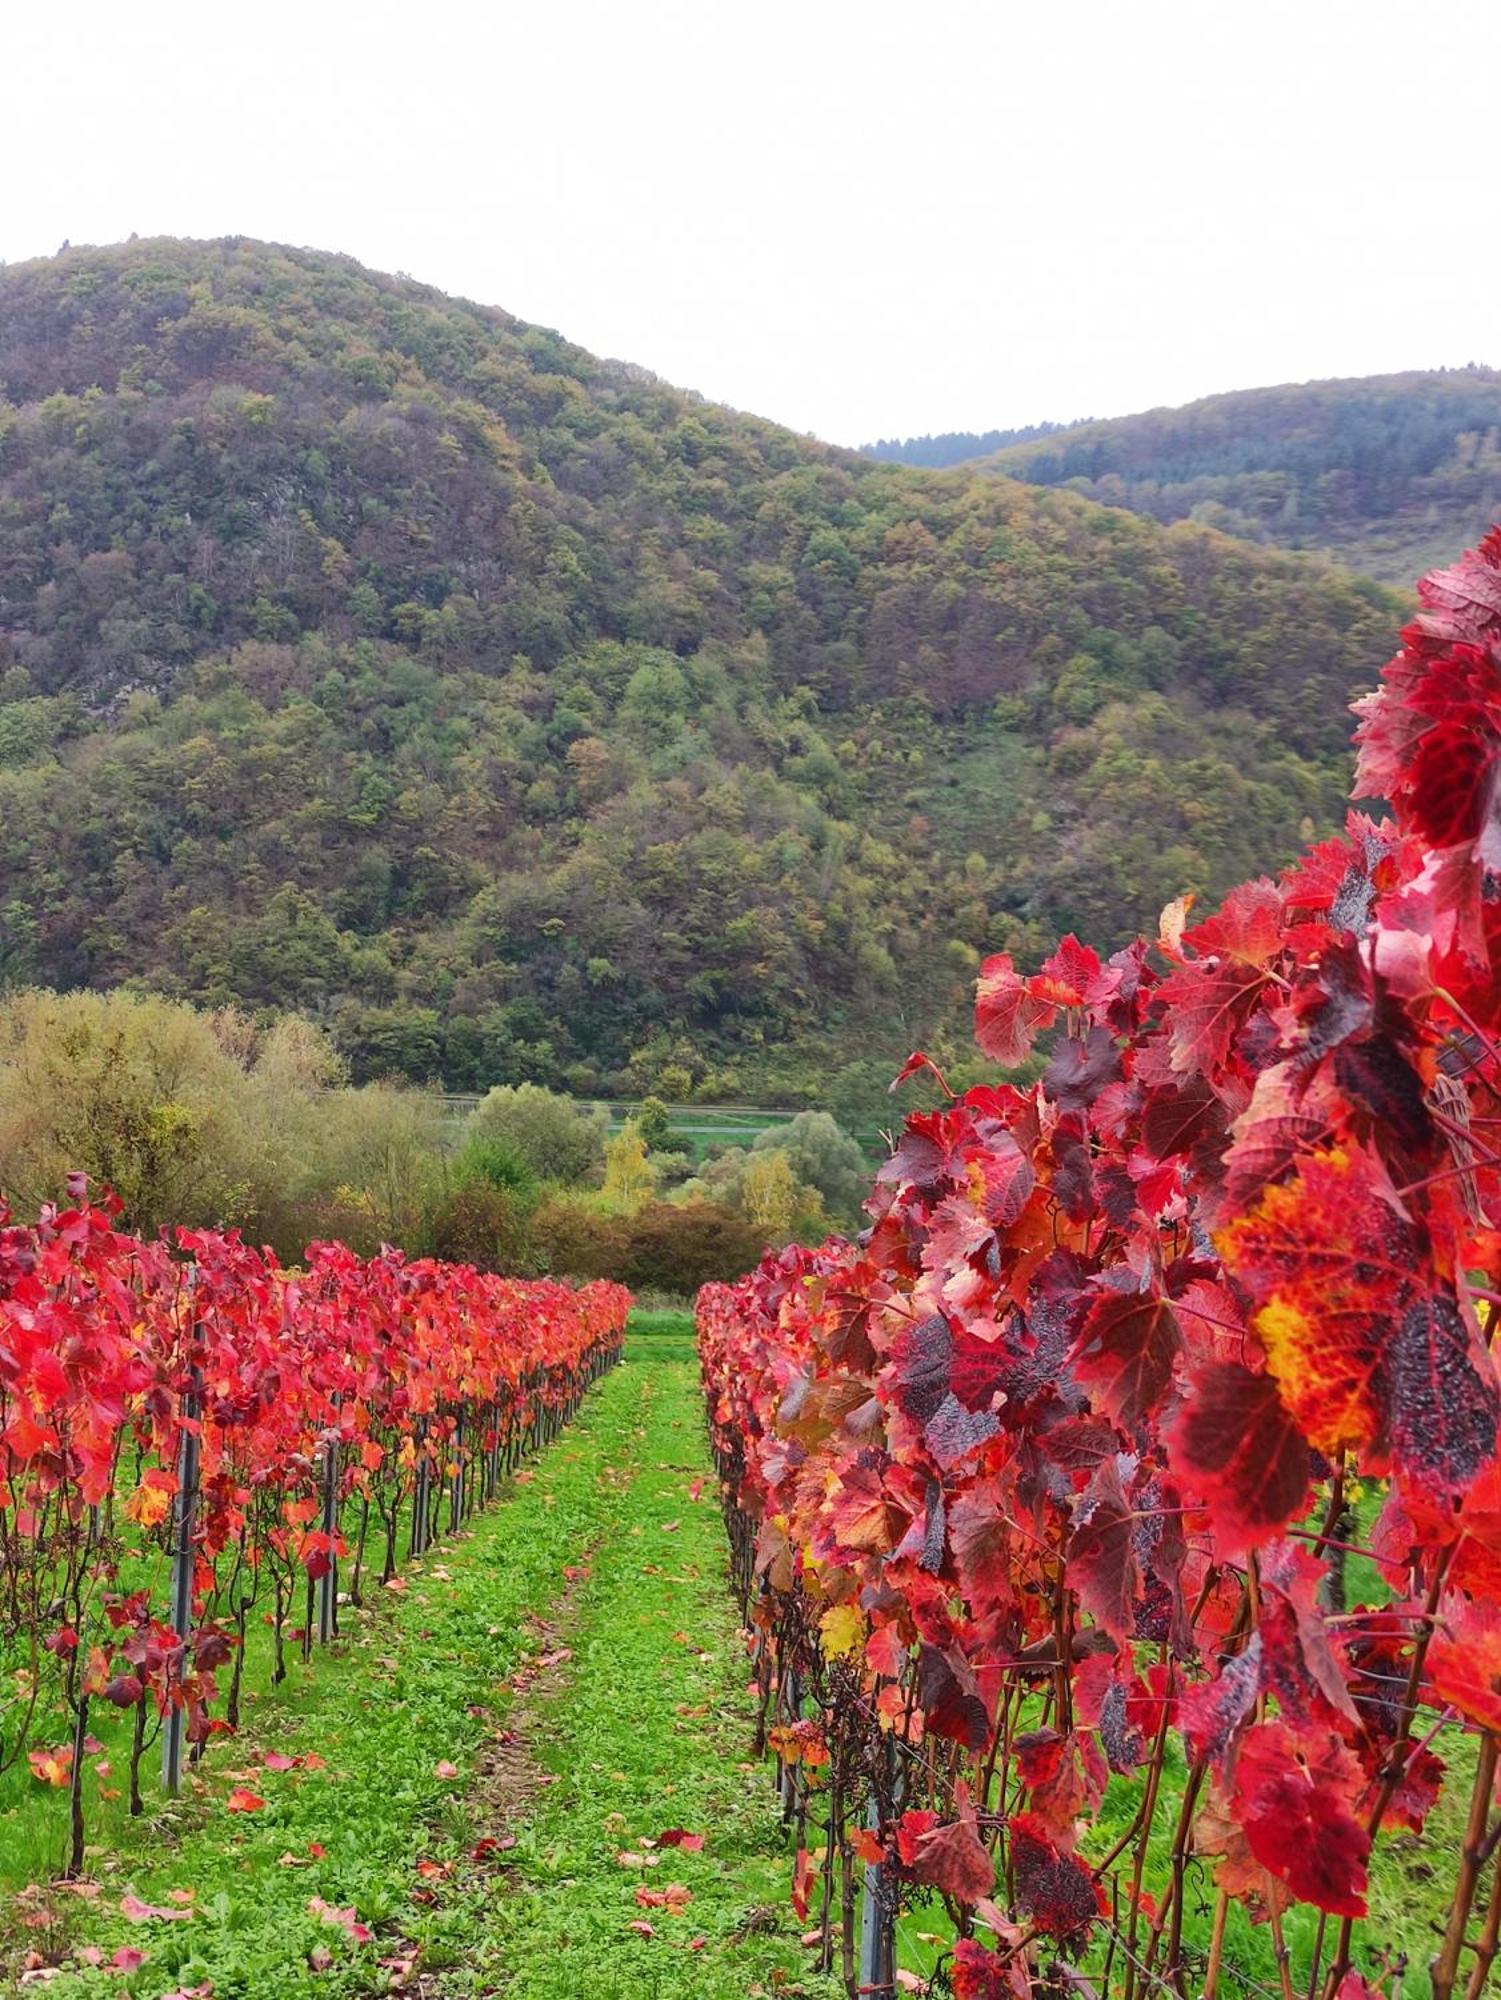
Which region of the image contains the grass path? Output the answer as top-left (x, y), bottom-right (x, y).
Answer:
top-left (5, 1316), bottom-right (832, 2000)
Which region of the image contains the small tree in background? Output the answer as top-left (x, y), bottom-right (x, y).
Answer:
top-left (463, 1083), bottom-right (609, 1185)
top-left (635, 1094), bottom-right (673, 1152)
top-left (738, 1149), bottom-right (802, 1236)
top-left (601, 1119), bottom-right (656, 1212)
top-left (751, 1110), bottom-right (867, 1224)
top-left (324, 1085), bottom-right (447, 1252)
top-left (0, 988), bottom-right (263, 1234)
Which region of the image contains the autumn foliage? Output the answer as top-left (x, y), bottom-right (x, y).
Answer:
top-left (698, 532), bottom-right (1501, 1997)
top-left (0, 1191), bottom-right (628, 1869)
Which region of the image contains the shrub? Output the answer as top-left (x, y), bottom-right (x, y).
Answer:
top-left (618, 1201), bottom-right (764, 1296)
top-left (428, 1181), bottom-right (532, 1272)
top-left (529, 1192), bottom-right (631, 1281)
top-left (451, 1134), bottom-right (540, 1206)
top-left (0, 987), bottom-right (261, 1234)
top-left (751, 1109), bottom-right (868, 1223)
top-left (463, 1084), bottom-right (609, 1185)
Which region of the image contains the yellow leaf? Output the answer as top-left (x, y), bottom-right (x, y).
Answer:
top-left (819, 1602), bottom-right (866, 1662)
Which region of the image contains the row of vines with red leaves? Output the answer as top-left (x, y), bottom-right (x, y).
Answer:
top-left (0, 1187), bottom-right (630, 1874)
top-left (698, 532), bottom-right (1501, 2000)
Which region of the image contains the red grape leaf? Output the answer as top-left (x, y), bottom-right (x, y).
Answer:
top-left (1141, 1076), bottom-right (1227, 1163)
top-left (1426, 1596), bottom-right (1501, 1732)
top-left (917, 1643), bottom-right (990, 1752)
top-left (1167, 1361), bottom-right (1310, 1552)
top-left (1071, 1289), bottom-right (1180, 1430)
top-left (1042, 1029), bottom-right (1122, 1113)
top-left (902, 1789), bottom-right (995, 1903)
top-left (1008, 1812), bottom-right (1105, 1938)
top-left (976, 955), bottom-right (1057, 1067)
top-left (1068, 1455), bottom-right (1141, 1644)
top-left (1232, 1722), bottom-right (1369, 1918)
top-left (887, 1314), bottom-right (1003, 1471)
top-left (1218, 1141), bottom-right (1417, 1457)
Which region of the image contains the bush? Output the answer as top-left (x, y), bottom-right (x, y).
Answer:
top-left (618, 1201), bottom-right (765, 1296)
top-left (0, 987), bottom-right (265, 1234)
top-left (452, 1134), bottom-right (540, 1205)
top-left (527, 1192), bottom-right (762, 1293)
top-left (528, 1192), bottom-right (631, 1281)
top-left (751, 1110), bottom-right (868, 1224)
top-left (463, 1084), bottom-right (609, 1185)
top-left (429, 1181), bottom-right (532, 1272)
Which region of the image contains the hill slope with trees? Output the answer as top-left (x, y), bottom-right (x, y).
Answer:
top-left (865, 369), bottom-right (1501, 584)
top-left (0, 238), bottom-right (1400, 1105)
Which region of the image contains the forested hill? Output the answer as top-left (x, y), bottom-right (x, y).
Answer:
top-left (865, 370), bottom-right (1501, 584)
top-left (0, 239), bottom-right (1399, 1109)
top-left (860, 420), bottom-right (1078, 470)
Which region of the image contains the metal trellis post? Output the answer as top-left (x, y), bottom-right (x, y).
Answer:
top-left (162, 1377), bottom-right (200, 1794)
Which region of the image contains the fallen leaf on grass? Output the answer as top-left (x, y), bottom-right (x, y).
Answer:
top-left (635, 1883), bottom-right (693, 1911)
top-left (75, 1946), bottom-right (145, 1972)
top-left (658, 1829), bottom-right (705, 1851)
top-left (265, 1753), bottom-right (298, 1772)
top-left (627, 1920), bottom-right (655, 1938)
top-left (226, 1788), bottom-right (265, 1812)
top-left (121, 1893), bottom-right (192, 1923)
top-left (308, 1895), bottom-right (373, 1943)
top-left (433, 1760), bottom-right (459, 1780)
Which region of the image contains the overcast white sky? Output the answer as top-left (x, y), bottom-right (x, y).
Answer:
top-left (4, 0), bottom-right (1497, 446)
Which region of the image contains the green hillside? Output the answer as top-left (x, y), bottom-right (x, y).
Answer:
top-left (0, 239), bottom-right (1399, 1103)
top-left (867, 369), bottom-right (1501, 584)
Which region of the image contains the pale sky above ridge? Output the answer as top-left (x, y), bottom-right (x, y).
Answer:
top-left (5, 0), bottom-right (1498, 446)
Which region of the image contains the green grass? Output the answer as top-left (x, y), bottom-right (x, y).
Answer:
top-left (623, 1306), bottom-right (699, 1362)
top-left (1, 1322), bottom-right (833, 2000)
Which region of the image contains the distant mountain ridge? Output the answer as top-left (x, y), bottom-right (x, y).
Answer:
top-left (859, 420), bottom-right (1079, 470)
top-left (863, 368), bottom-right (1501, 583)
top-left (0, 239), bottom-right (1399, 1106)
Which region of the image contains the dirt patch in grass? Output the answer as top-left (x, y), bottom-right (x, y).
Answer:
top-left (385, 1551), bottom-right (602, 1997)
top-left (470, 1572), bottom-right (593, 1836)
